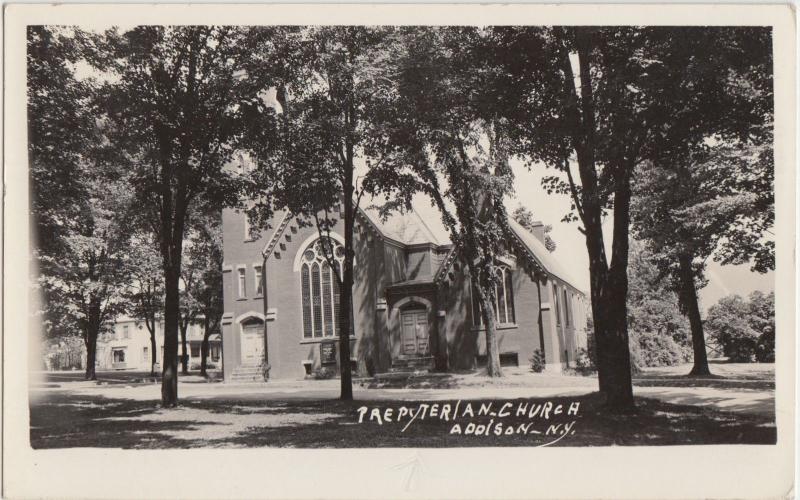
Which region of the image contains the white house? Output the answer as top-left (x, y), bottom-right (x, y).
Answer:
top-left (96, 316), bottom-right (222, 371)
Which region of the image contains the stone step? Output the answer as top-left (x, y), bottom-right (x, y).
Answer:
top-left (388, 367), bottom-right (431, 374)
top-left (228, 364), bottom-right (266, 383)
top-left (391, 357), bottom-right (433, 368)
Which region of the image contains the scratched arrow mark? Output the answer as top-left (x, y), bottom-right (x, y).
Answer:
top-left (392, 450), bottom-right (424, 491)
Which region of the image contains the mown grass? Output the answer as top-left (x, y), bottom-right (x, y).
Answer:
top-left (30, 390), bottom-right (775, 449)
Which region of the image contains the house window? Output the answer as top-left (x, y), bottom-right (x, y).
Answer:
top-left (142, 346), bottom-right (149, 362)
top-left (237, 267), bottom-right (247, 298)
top-left (554, 284), bottom-right (561, 326)
top-left (563, 289), bottom-right (571, 326)
top-left (191, 344), bottom-right (200, 358)
top-left (254, 265), bottom-right (263, 296)
top-left (123, 325), bottom-right (130, 339)
top-left (113, 349), bottom-right (125, 363)
top-left (244, 213), bottom-right (252, 241)
top-left (300, 238), bottom-right (347, 339)
top-left (471, 266), bottom-right (516, 326)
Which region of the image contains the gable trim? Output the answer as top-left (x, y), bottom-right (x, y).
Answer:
top-left (261, 212), bottom-right (293, 259)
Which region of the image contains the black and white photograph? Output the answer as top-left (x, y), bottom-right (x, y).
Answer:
top-left (3, 4), bottom-right (795, 499)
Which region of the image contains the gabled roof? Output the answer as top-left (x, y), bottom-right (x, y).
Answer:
top-left (361, 206), bottom-right (443, 246)
top-left (506, 217), bottom-right (585, 294)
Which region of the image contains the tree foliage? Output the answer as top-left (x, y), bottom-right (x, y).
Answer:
top-left (626, 242), bottom-right (692, 369)
top-left (29, 26), bottom-right (134, 380)
top-left (370, 27), bottom-right (523, 377)
top-left (124, 234), bottom-right (164, 376)
top-left (705, 291), bottom-right (774, 363)
top-left (178, 211), bottom-right (224, 374)
top-left (483, 26), bottom-right (773, 407)
top-left (97, 26), bottom-right (258, 406)
top-left (244, 26), bottom-right (407, 397)
top-left (628, 28), bottom-right (773, 375)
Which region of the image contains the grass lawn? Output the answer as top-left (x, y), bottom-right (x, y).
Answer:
top-left (29, 390), bottom-right (775, 449)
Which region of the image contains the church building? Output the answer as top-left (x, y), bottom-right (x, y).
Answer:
top-left (221, 204), bottom-right (588, 382)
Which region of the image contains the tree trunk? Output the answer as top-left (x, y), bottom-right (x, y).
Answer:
top-left (476, 282), bottom-right (502, 377)
top-left (180, 321), bottom-right (189, 374)
top-left (85, 330), bottom-right (98, 381)
top-left (149, 327), bottom-right (157, 378)
top-left (597, 283), bottom-right (635, 410)
top-left (596, 174), bottom-right (636, 411)
top-left (339, 194), bottom-right (355, 401)
top-left (200, 316), bottom-right (210, 378)
top-left (678, 253), bottom-right (711, 376)
top-left (161, 265), bottom-right (180, 407)
top-left (579, 170), bottom-right (635, 410)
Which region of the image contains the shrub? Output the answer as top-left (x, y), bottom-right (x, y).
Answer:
top-left (530, 349), bottom-right (546, 373)
top-left (573, 348), bottom-right (596, 375)
top-left (312, 367), bottom-right (335, 380)
top-left (365, 357), bottom-right (376, 377)
top-left (629, 329), bottom-right (691, 369)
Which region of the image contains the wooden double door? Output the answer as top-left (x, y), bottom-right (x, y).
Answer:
top-left (401, 309), bottom-right (430, 356)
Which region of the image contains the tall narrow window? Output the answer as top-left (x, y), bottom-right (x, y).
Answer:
top-left (496, 270), bottom-right (507, 324)
top-left (554, 284), bottom-right (561, 326)
top-left (504, 269), bottom-right (515, 324)
top-left (471, 266), bottom-right (515, 327)
top-left (563, 289), bottom-right (571, 326)
top-left (299, 238), bottom-right (347, 339)
top-left (311, 263), bottom-right (322, 338)
top-left (237, 268), bottom-right (246, 298)
top-left (244, 213), bottom-right (251, 240)
top-left (333, 261), bottom-right (342, 335)
top-left (301, 265), bottom-right (312, 338)
top-left (254, 265), bottom-right (263, 296)
top-left (123, 325), bottom-right (130, 339)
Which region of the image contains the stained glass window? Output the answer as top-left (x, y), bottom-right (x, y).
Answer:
top-left (300, 238), bottom-right (347, 338)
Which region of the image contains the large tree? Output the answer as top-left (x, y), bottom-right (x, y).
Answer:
top-left (631, 125), bottom-right (773, 376)
top-left (243, 26), bottom-right (405, 399)
top-left (35, 177), bottom-right (133, 380)
top-left (631, 141), bottom-right (773, 375)
top-left (489, 26), bottom-right (772, 409)
top-left (98, 26), bottom-right (255, 406)
top-left (28, 26), bottom-right (132, 380)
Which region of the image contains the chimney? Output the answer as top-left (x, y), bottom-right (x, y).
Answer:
top-left (530, 220), bottom-right (546, 245)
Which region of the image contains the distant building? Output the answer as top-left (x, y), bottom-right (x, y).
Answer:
top-left (96, 316), bottom-right (222, 371)
top-left (221, 203), bottom-right (589, 382)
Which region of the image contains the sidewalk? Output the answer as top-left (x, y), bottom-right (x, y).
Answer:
top-left (30, 370), bottom-right (775, 417)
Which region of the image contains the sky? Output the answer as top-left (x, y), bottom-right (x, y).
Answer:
top-left (410, 158), bottom-right (774, 315)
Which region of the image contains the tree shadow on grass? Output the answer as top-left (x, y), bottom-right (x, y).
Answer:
top-left (30, 391), bottom-right (776, 449)
top-left (30, 393), bottom-right (223, 449)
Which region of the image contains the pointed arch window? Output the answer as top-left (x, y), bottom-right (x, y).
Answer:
top-left (471, 266), bottom-right (516, 327)
top-left (300, 238), bottom-right (347, 338)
